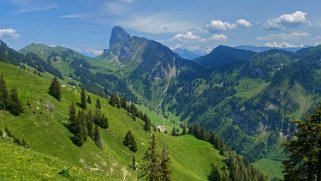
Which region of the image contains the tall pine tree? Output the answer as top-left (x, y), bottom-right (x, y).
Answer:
top-left (94, 125), bottom-right (103, 148)
top-left (69, 103), bottom-right (77, 134)
top-left (160, 149), bottom-right (172, 181)
top-left (141, 134), bottom-right (161, 180)
top-left (283, 105), bottom-right (321, 181)
top-left (80, 88), bottom-right (86, 109)
top-left (0, 75), bottom-right (9, 110)
top-left (8, 87), bottom-right (23, 116)
top-left (48, 77), bottom-right (61, 101)
top-left (95, 98), bottom-right (101, 109)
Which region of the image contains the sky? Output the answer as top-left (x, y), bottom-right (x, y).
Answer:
top-left (1, 0), bottom-right (321, 55)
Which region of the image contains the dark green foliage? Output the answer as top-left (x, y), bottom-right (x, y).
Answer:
top-left (132, 156), bottom-right (137, 171)
top-left (93, 108), bottom-right (109, 129)
top-left (109, 92), bottom-right (120, 107)
top-left (160, 149), bottom-right (172, 181)
top-left (283, 105), bottom-right (321, 181)
top-left (189, 125), bottom-right (268, 181)
top-left (208, 164), bottom-right (221, 181)
top-left (87, 111), bottom-right (94, 138)
top-left (68, 103), bottom-right (77, 134)
top-left (4, 127), bottom-right (30, 148)
top-left (120, 96), bottom-right (127, 109)
top-left (59, 167), bottom-right (71, 178)
top-left (8, 87), bottom-right (23, 116)
top-left (93, 125), bottom-right (103, 148)
top-left (80, 89), bottom-right (86, 109)
top-left (142, 114), bottom-right (151, 132)
top-left (95, 98), bottom-right (101, 109)
top-left (48, 77), bottom-right (61, 101)
top-left (0, 75), bottom-right (9, 110)
top-left (0, 75), bottom-right (23, 115)
top-left (141, 134), bottom-right (161, 180)
top-left (73, 110), bottom-right (87, 146)
top-left (171, 128), bottom-right (179, 136)
top-left (123, 131), bottom-right (137, 153)
top-left (87, 95), bottom-right (91, 104)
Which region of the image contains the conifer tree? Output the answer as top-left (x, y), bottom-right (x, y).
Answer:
top-left (141, 134), bottom-right (161, 180)
top-left (120, 96), bottom-right (127, 109)
top-left (160, 149), bottom-right (172, 181)
top-left (143, 114), bottom-right (151, 132)
top-left (48, 76), bottom-right (61, 101)
top-left (94, 125), bottom-right (103, 148)
top-left (109, 92), bottom-right (119, 107)
top-left (208, 164), bottom-right (222, 181)
top-left (95, 98), bottom-right (101, 109)
top-left (8, 87), bottom-right (23, 116)
top-left (87, 110), bottom-right (93, 138)
top-left (123, 131), bottom-right (137, 152)
top-left (80, 88), bottom-right (86, 109)
top-left (283, 105), bottom-right (321, 181)
top-left (0, 75), bottom-right (9, 110)
top-left (132, 155), bottom-right (137, 171)
top-left (69, 103), bottom-right (77, 134)
top-left (87, 95), bottom-right (91, 104)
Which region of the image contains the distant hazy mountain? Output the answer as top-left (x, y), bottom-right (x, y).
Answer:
top-left (174, 48), bottom-right (207, 60)
top-left (236, 45), bottom-right (304, 53)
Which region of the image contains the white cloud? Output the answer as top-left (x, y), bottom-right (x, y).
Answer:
top-left (208, 34), bottom-right (228, 41)
top-left (173, 31), bottom-right (205, 42)
top-left (84, 48), bottom-right (103, 56)
top-left (104, 0), bottom-right (133, 15)
top-left (207, 20), bottom-right (236, 32)
top-left (236, 19), bottom-right (252, 28)
top-left (120, 13), bottom-right (196, 34)
top-left (207, 19), bottom-right (252, 32)
top-left (264, 42), bottom-right (302, 48)
top-left (257, 31), bottom-right (310, 41)
top-left (60, 13), bottom-right (87, 19)
top-left (264, 11), bottom-right (308, 30)
top-left (8, 0), bottom-right (58, 14)
top-left (0, 28), bottom-right (20, 39)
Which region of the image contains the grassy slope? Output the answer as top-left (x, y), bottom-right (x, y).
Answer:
top-left (0, 62), bottom-right (225, 180)
top-left (235, 78), bottom-right (269, 99)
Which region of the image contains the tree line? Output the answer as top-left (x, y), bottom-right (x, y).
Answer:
top-left (0, 75), bottom-right (23, 116)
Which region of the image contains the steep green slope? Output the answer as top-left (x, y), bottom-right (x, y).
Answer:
top-left (0, 61), bottom-right (226, 180)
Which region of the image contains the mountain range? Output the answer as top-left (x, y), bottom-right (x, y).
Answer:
top-left (1, 25), bottom-right (321, 180)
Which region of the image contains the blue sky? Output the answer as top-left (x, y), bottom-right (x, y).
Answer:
top-left (1, 0), bottom-right (321, 55)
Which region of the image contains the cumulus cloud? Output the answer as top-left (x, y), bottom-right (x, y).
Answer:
top-left (0, 28), bottom-right (20, 39)
top-left (120, 13), bottom-right (196, 34)
top-left (84, 48), bottom-right (103, 56)
top-left (264, 42), bottom-right (301, 48)
top-left (257, 31), bottom-right (310, 41)
top-left (264, 11), bottom-right (308, 30)
top-left (208, 34), bottom-right (228, 41)
top-left (173, 31), bottom-right (205, 42)
top-left (207, 19), bottom-right (252, 32)
top-left (236, 19), bottom-right (252, 28)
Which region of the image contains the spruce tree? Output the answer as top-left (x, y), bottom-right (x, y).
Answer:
top-left (120, 97), bottom-right (127, 109)
top-left (95, 98), bottom-right (101, 109)
top-left (160, 149), bottom-right (172, 181)
top-left (123, 131), bottom-right (138, 153)
top-left (0, 75), bottom-right (9, 110)
top-left (141, 134), bottom-right (161, 180)
top-left (132, 155), bottom-right (137, 171)
top-left (208, 164), bottom-right (222, 181)
top-left (69, 103), bottom-right (77, 134)
top-left (283, 105), bottom-right (321, 181)
top-left (94, 125), bottom-right (103, 148)
top-left (109, 92), bottom-right (119, 107)
top-left (80, 88), bottom-right (86, 109)
top-left (143, 114), bottom-right (151, 132)
top-left (87, 110), bottom-right (94, 138)
top-left (8, 87), bottom-right (23, 116)
top-left (48, 76), bottom-right (61, 101)
top-left (87, 95), bottom-right (91, 104)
